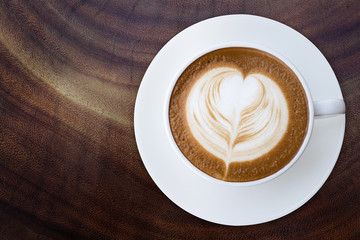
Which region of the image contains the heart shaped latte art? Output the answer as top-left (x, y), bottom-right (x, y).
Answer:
top-left (186, 67), bottom-right (289, 164)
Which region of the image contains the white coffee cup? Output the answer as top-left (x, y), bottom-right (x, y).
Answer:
top-left (165, 42), bottom-right (345, 187)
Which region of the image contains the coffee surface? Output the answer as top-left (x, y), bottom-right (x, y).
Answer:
top-left (169, 47), bottom-right (308, 182)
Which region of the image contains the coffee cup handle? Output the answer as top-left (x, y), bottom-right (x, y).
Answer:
top-left (313, 99), bottom-right (345, 117)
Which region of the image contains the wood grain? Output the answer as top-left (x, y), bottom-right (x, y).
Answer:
top-left (0, 0), bottom-right (359, 239)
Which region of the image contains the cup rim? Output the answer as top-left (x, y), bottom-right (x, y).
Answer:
top-left (164, 42), bottom-right (314, 187)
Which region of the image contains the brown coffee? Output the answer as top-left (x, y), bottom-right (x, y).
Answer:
top-left (169, 47), bottom-right (309, 182)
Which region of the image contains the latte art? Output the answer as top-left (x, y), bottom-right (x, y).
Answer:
top-left (169, 47), bottom-right (309, 182)
top-left (186, 67), bottom-right (289, 164)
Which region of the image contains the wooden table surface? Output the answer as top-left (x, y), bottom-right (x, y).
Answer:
top-left (1, 0), bottom-right (359, 239)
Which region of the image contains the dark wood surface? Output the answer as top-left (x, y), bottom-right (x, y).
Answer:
top-left (0, 0), bottom-right (359, 239)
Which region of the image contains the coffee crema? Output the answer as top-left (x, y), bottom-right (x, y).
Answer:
top-left (169, 47), bottom-right (309, 182)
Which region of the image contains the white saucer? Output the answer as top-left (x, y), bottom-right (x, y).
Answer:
top-left (134, 15), bottom-right (345, 226)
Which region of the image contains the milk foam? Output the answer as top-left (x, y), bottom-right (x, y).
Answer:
top-left (186, 67), bottom-right (289, 164)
